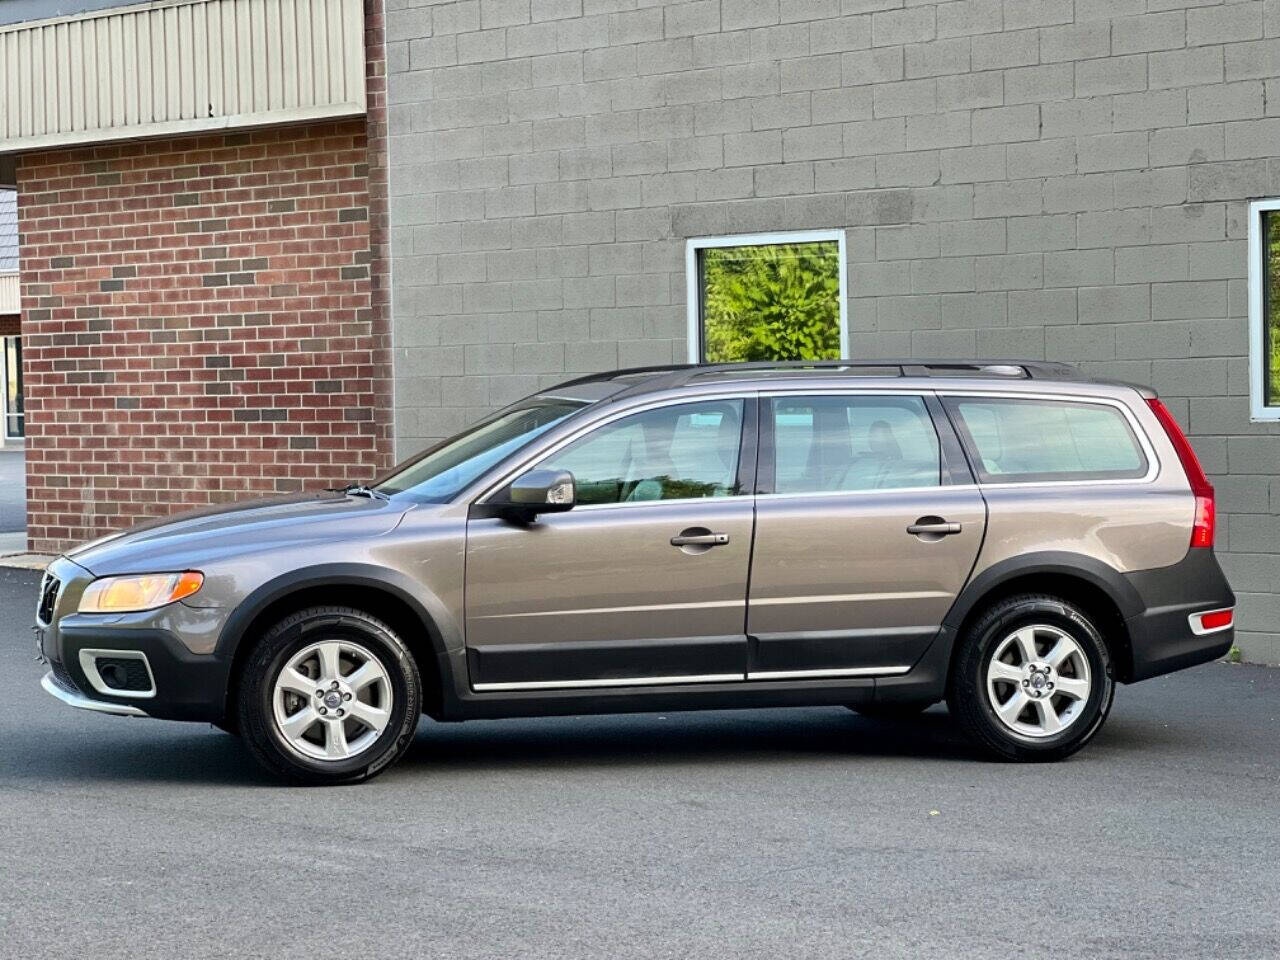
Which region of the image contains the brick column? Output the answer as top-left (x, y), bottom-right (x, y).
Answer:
top-left (17, 120), bottom-right (392, 551)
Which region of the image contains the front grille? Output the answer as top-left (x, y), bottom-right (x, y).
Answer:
top-left (95, 657), bottom-right (152, 692)
top-left (37, 572), bottom-right (61, 625)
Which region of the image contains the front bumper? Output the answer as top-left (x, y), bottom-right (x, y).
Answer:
top-left (37, 556), bottom-right (233, 723)
top-left (41, 670), bottom-right (149, 717)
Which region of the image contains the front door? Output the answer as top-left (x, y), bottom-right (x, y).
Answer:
top-left (747, 393), bottom-right (985, 678)
top-left (465, 397), bottom-right (756, 690)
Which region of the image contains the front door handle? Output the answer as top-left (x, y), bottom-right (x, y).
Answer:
top-left (671, 532), bottom-right (730, 547)
top-left (907, 518), bottom-right (962, 537)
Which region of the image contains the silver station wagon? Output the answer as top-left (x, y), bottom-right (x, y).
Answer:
top-left (36, 360), bottom-right (1235, 784)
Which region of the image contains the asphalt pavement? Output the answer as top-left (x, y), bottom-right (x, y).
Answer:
top-left (0, 447), bottom-right (24, 532)
top-left (1, 566), bottom-right (1277, 959)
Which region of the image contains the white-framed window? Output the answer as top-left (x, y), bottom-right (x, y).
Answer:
top-left (685, 230), bottom-right (848, 364)
top-left (1, 335), bottom-right (21, 440)
top-left (1248, 199), bottom-right (1280, 421)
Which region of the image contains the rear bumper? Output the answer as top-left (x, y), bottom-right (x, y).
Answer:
top-left (1123, 549), bottom-right (1236, 682)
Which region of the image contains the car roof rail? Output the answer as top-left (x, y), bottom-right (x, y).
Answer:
top-left (683, 359), bottom-right (1080, 379)
top-left (544, 359), bottom-right (1083, 402)
top-left (546, 364), bottom-right (700, 392)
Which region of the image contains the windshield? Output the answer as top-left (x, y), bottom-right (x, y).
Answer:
top-left (374, 399), bottom-right (585, 502)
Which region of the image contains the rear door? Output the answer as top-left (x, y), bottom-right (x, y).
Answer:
top-left (746, 392), bottom-right (986, 678)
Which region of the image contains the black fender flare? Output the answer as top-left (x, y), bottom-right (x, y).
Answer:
top-left (879, 552), bottom-right (1141, 704)
top-left (942, 551), bottom-right (1143, 634)
top-left (214, 563), bottom-right (459, 711)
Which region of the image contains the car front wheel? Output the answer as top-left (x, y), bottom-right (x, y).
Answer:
top-left (237, 606), bottom-right (422, 784)
top-left (947, 594), bottom-right (1114, 762)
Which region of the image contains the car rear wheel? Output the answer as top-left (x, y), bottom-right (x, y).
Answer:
top-left (237, 606), bottom-right (421, 784)
top-left (947, 594), bottom-right (1114, 762)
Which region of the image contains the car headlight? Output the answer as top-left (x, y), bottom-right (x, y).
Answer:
top-left (79, 572), bottom-right (204, 613)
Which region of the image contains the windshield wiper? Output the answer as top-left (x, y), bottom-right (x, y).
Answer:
top-left (334, 483), bottom-right (390, 501)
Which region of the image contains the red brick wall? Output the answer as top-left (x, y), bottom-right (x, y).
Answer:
top-left (17, 118), bottom-right (392, 551)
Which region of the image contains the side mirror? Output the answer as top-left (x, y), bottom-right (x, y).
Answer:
top-left (502, 468), bottom-right (575, 518)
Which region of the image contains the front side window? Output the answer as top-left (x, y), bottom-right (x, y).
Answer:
top-left (376, 400), bottom-right (584, 501)
top-left (947, 397), bottom-right (1147, 483)
top-left (769, 395), bottom-right (941, 494)
top-left (688, 231), bottom-right (846, 364)
top-left (1250, 200), bottom-right (1280, 420)
top-left (538, 400), bottom-right (744, 505)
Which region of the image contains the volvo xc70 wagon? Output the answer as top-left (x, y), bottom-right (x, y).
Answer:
top-left (36, 360), bottom-right (1235, 783)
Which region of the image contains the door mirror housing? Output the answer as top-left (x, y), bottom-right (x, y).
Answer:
top-left (499, 468), bottom-right (576, 519)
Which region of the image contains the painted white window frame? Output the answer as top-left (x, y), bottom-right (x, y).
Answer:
top-left (1, 334), bottom-right (20, 441)
top-left (685, 230), bottom-right (849, 364)
top-left (1248, 198), bottom-right (1280, 421)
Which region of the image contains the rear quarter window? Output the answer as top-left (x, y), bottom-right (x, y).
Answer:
top-left (946, 396), bottom-right (1149, 483)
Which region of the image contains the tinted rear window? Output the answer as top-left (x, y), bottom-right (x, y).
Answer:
top-left (771, 395), bottom-right (941, 493)
top-left (947, 397), bottom-right (1148, 483)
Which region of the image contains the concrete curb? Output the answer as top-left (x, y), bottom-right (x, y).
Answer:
top-left (0, 552), bottom-right (52, 571)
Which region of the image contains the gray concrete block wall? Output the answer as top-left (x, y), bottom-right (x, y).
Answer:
top-left (386, 0), bottom-right (1280, 664)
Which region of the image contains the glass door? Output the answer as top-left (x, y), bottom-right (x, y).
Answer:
top-left (3, 336), bottom-right (22, 439)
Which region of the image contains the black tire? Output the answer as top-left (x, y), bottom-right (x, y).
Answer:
top-left (236, 606), bottom-right (422, 785)
top-left (846, 701), bottom-right (934, 719)
top-left (947, 594), bottom-right (1114, 762)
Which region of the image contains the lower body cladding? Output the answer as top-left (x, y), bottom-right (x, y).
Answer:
top-left (39, 549), bottom-right (1235, 726)
top-left (40, 647), bottom-right (157, 716)
top-left (36, 555), bottom-right (234, 723)
top-left (42, 669), bottom-right (149, 717)
top-left (442, 642), bottom-right (944, 721)
top-left (1121, 549), bottom-right (1236, 682)
top-left (41, 619), bottom-right (1233, 725)
top-left (39, 623), bottom-right (233, 722)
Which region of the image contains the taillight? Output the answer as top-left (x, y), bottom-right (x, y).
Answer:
top-left (1190, 495), bottom-right (1214, 550)
top-left (1146, 398), bottom-right (1215, 549)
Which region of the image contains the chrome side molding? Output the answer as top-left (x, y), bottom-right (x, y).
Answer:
top-left (473, 673), bottom-right (744, 692)
top-left (746, 666), bottom-right (912, 680)
top-left (473, 665), bottom-right (912, 692)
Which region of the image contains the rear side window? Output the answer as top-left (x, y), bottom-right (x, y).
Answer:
top-left (947, 397), bottom-right (1148, 483)
top-left (770, 395), bottom-right (941, 494)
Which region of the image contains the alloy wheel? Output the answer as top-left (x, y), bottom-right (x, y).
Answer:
top-left (271, 639), bottom-right (393, 762)
top-left (985, 624), bottom-right (1092, 740)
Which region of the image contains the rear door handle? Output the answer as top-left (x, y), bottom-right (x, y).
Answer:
top-left (671, 532), bottom-right (730, 546)
top-left (907, 520), bottom-right (962, 536)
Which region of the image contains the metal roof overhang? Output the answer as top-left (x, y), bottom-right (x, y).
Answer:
top-left (0, 0), bottom-right (366, 154)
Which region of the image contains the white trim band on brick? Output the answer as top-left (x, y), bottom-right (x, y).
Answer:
top-left (0, 271), bottom-right (16, 315)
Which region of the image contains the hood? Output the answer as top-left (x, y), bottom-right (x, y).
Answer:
top-left (67, 492), bottom-right (415, 575)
